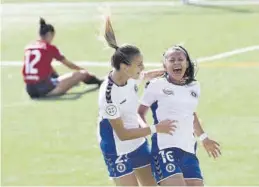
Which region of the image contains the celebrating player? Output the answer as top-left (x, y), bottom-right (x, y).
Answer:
top-left (98, 16), bottom-right (177, 186)
top-left (138, 45), bottom-right (221, 186)
top-left (22, 18), bottom-right (103, 98)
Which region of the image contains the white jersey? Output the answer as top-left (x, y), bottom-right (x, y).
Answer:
top-left (98, 75), bottom-right (145, 155)
top-left (140, 76), bottom-right (200, 154)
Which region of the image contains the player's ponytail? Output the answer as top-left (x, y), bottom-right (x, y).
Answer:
top-left (39, 17), bottom-right (46, 27)
top-left (101, 13), bottom-right (141, 70)
top-left (104, 16), bottom-right (119, 50)
top-left (39, 17), bottom-right (55, 37)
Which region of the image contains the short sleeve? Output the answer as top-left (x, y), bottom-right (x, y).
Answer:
top-left (194, 81), bottom-right (201, 98)
top-left (189, 81), bottom-right (200, 99)
top-left (100, 102), bottom-right (121, 119)
top-left (197, 82), bottom-right (201, 97)
top-left (99, 82), bottom-right (121, 119)
top-left (140, 81), bottom-right (157, 107)
top-left (51, 45), bottom-right (65, 61)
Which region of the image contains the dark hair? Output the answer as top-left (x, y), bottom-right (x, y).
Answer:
top-left (104, 16), bottom-right (140, 70)
top-left (163, 45), bottom-right (196, 84)
top-left (39, 18), bottom-right (55, 37)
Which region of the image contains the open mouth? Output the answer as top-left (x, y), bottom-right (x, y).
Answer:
top-left (173, 67), bottom-right (182, 74)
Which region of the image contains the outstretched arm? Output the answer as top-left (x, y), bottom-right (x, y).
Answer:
top-left (60, 58), bottom-right (84, 71)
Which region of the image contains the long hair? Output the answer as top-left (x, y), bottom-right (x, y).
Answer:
top-left (102, 15), bottom-right (141, 70)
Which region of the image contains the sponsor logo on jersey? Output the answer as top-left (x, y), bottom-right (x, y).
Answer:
top-left (163, 88), bottom-right (174, 95)
top-left (120, 99), bottom-right (127, 104)
top-left (105, 104), bottom-right (117, 116)
top-left (116, 163), bottom-right (126, 173)
top-left (166, 163), bottom-right (176, 173)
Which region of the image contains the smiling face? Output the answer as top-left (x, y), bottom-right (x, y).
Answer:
top-left (163, 48), bottom-right (189, 81)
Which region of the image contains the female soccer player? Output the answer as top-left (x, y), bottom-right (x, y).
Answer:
top-left (138, 45), bottom-right (221, 186)
top-left (22, 18), bottom-right (103, 98)
top-left (98, 16), bottom-right (177, 186)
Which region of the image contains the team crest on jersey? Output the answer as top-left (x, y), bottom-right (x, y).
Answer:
top-left (134, 84), bottom-right (138, 92)
top-left (166, 163), bottom-right (176, 173)
top-left (116, 163), bottom-right (126, 173)
top-left (105, 104), bottom-right (117, 116)
top-left (163, 88), bottom-right (174, 95)
top-left (190, 90), bottom-right (198, 98)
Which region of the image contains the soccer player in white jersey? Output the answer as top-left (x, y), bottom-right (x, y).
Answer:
top-left (98, 16), bottom-right (177, 186)
top-left (138, 45), bottom-right (221, 186)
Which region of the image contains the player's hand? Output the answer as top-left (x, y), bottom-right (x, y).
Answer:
top-left (156, 120), bottom-right (177, 135)
top-left (202, 138), bottom-right (221, 159)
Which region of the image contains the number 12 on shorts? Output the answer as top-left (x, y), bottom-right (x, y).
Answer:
top-left (159, 150), bottom-right (174, 163)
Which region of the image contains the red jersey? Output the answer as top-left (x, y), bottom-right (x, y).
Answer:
top-left (22, 40), bottom-right (64, 84)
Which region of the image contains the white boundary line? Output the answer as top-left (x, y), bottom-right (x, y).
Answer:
top-left (1, 45), bottom-right (259, 67)
top-left (197, 45), bottom-right (259, 63)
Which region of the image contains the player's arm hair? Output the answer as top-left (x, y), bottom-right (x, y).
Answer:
top-left (109, 117), bottom-right (151, 141)
top-left (60, 58), bottom-right (84, 71)
top-left (193, 112), bottom-right (205, 137)
top-left (142, 69), bottom-right (165, 81)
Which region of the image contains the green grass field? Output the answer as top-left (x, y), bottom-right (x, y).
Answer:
top-left (1, 0), bottom-right (259, 186)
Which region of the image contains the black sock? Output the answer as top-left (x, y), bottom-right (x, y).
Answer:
top-left (84, 76), bottom-right (103, 86)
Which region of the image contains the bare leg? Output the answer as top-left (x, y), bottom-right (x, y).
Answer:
top-left (113, 172), bottom-right (139, 186)
top-left (47, 70), bottom-right (90, 96)
top-left (185, 179), bottom-right (204, 186)
top-left (134, 165), bottom-right (156, 186)
top-left (159, 173), bottom-right (186, 186)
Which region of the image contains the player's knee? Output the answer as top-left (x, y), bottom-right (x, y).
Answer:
top-left (73, 71), bottom-right (87, 80)
top-left (79, 70), bottom-right (92, 79)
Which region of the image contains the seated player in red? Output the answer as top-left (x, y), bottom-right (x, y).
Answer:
top-left (22, 18), bottom-right (103, 98)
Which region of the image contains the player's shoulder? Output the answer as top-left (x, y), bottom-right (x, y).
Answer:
top-left (186, 80), bottom-right (200, 88)
top-left (45, 42), bottom-right (58, 50)
top-left (186, 80), bottom-right (200, 96)
top-left (99, 77), bottom-right (119, 104)
top-left (25, 40), bottom-right (47, 50)
top-left (145, 75), bottom-right (167, 89)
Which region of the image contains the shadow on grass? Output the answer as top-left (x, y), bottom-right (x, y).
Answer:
top-left (34, 86), bottom-right (99, 101)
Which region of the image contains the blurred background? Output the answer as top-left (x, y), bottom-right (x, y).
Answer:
top-left (1, 0), bottom-right (259, 185)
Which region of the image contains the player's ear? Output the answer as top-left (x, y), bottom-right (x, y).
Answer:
top-left (120, 63), bottom-right (127, 71)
